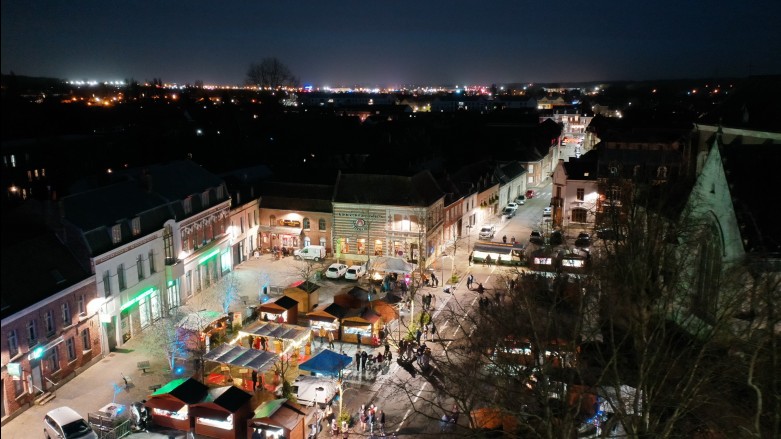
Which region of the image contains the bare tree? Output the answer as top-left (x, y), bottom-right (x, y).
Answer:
top-left (246, 57), bottom-right (299, 89)
top-left (143, 308), bottom-right (188, 372)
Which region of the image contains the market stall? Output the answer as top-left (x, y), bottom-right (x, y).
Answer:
top-left (283, 280), bottom-right (320, 313)
top-left (177, 310), bottom-right (230, 353)
top-left (190, 385), bottom-right (253, 439)
top-left (341, 307), bottom-right (381, 345)
top-left (306, 303), bottom-right (348, 339)
top-left (472, 242), bottom-right (525, 265)
top-left (246, 399), bottom-right (306, 439)
top-left (202, 344), bottom-right (280, 389)
top-left (258, 296), bottom-right (299, 325)
top-left (237, 321), bottom-right (311, 358)
top-left (145, 377), bottom-right (209, 432)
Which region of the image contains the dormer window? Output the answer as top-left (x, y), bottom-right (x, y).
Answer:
top-left (216, 186), bottom-right (223, 200)
top-left (202, 190), bottom-right (210, 207)
top-left (131, 217), bottom-right (141, 236)
top-left (657, 166), bottom-right (667, 178)
top-left (183, 197), bottom-right (192, 214)
top-left (111, 224), bottom-right (122, 244)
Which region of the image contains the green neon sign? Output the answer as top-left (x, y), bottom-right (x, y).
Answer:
top-left (120, 287), bottom-right (155, 312)
top-left (198, 248), bottom-right (220, 264)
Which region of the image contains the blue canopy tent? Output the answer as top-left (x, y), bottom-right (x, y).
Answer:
top-left (298, 349), bottom-right (353, 378)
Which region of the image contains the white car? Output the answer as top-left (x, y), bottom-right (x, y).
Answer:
top-left (345, 264), bottom-right (366, 280)
top-left (543, 207), bottom-right (552, 216)
top-left (506, 202), bottom-right (518, 210)
top-left (44, 407), bottom-right (98, 439)
top-left (325, 263), bottom-right (348, 279)
top-left (515, 195), bottom-right (526, 205)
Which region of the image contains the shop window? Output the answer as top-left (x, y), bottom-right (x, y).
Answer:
top-left (357, 239), bottom-right (366, 254)
top-left (319, 218), bottom-right (326, 231)
top-left (374, 240), bottom-right (383, 256)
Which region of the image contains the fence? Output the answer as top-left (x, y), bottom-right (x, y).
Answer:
top-left (88, 413), bottom-right (132, 439)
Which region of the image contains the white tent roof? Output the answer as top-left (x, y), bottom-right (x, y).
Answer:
top-left (367, 256), bottom-right (417, 274)
top-left (176, 310), bottom-right (224, 332)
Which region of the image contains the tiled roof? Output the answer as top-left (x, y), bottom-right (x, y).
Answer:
top-left (333, 171), bottom-right (443, 206)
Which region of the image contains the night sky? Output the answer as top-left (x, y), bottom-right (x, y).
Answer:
top-left (2, 0), bottom-right (780, 87)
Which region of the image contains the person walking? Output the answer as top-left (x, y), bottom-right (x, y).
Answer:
top-left (361, 350), bottom-right (368, 371)
top-left (468, 252), bottom-right (473, 266)
top-left (384, 340), bottom-right (391, 356)
top-left (359, 406), bottom-right (368, 432)
top-left (355, 349), bottom-right (362, 370)
top-left (328, 330), bottom-right (335, 350)
top-left (467, 274), bottom-right (474, 289)
top-left (430, 320), bottom-right (437, 338)
top-left (477, 283), bottom-right (485, 295)
top-left (431, 272), bottom-right (438, 287)
top-left (378, 409), bottom-right (385, 435)
top-left (319, 327), bottom-right (326, 345)
top-left (356, 332), bottom-right (362, 349)
top-left (251, 369), bottom-right (258, 391)
top-left (260, 336), bottom-right (267, 351)
top-left (415, 328), bottom-right (422, 345)
top-left (502, 235), bottom-right (507, 243)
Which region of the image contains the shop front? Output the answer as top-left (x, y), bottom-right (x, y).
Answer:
top-left (341, 307), bottom-right (381, 346)
top-left (145, 378), bottom-right (209, 432)
top-left (258, 296), bottom-right (299, 325)
top-left (258, 223), bottom-right (302, 255)
top-left (471, 242), bottom-right (525, 265)
top-left (191, 385), bottom-right (253, 439)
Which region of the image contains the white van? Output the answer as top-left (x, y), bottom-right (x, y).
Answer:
top-left (294, 245), bottom-right (326, 261)
top-left (290, 375), bottom-right (338, 406)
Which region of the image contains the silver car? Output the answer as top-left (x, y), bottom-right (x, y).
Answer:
top-left (44, 407), bottom-right (98, 439)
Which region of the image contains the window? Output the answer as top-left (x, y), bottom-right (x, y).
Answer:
top-left (81, 328), bottom-right (91, 351)
top-left (183, 197), bottom-right (192, 214)
top-left (131, 217), bottom-right (141, 236)
top-left (609, 166), bottom-right (618, 176)
top-left (137, 254), bottom-right (145, 280)
top-left (13, 376), bottom-right (24, 396)
top-left (657, 166), bottom-right (667, 178)
top-left (117, 264), bottom-right (126, 291)
top-left (216, 186), bottom-right (223, 199)
top-left (103, 271), bottom-right (112, 296)
top-left (48, 348), bottom-right (60, 372)
top-left (576, 188), bottom-right (584, 201)
top-left (572, 208), bottom-right (588, 223)
top-left (45, 310), bottom-right (55, 335)
top-left (77, 294), bottom-right (86, 314)
top-left (28, 319), bottom-right (38, 345)
top-left (164, 225), bottom-right (174, 261)
top-left (111, 224), bottom-right (122, 244)
top-left (253, 210), bottom-right (259, 226)
top-left (303, 217), bottom-right (310, 230)
top-left (633, 165), bottom-right (641, 177)
top-left (239, 217), bottom-right (245, 233)
top-left (66, 337), bottom-right (77, 361)
top-left (149, 249), bottom-right (156, 274)
top-left (8, 329), bottom-right (19, 357)
top-left (319, 218), bottom-right (326, 231)
top-left (201, 190), bottom-right (210, 206)
top-left (61, 302), bottom-right (71, 327)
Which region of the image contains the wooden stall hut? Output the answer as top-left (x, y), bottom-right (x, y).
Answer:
top-left (341, 307), bottom-right (381, 346)
top-left (306, 303), bottom-right (348, 341)
top-left (283, 280), bottom-right (320, 313)
top-left (247, 398), bottom-right (306, 439)
top-left (202, 345), bottom-right (279, 391)
top-left (145, 377), bottom-right (209, 432)
top-left (177, 310), bottom-right (230, 354)
top-left (259, 296), bottom-right (299, 325)
top-left (190, 385), bottom-right (253, 439)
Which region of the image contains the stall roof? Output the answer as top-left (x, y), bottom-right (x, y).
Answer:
top-left (239, 321), bottom-right (309, 342)
top-left (307, 303), bottom-right (348, 320)
top-left (299, 349), bottom-right (353, 377)
top-left (473, 242), bottom-right (524, 255)
top-left (343, 307), bottom-right (381, 324)
top-left (367, 256), bottom-right (417, 274)
top-left (200, 385), bottom-right (253, 413)
top-left (251, 399), bottom-right (306, 431)
top-left (151, 378), bottom-right (209, 404)
top-left (203, 345), bottom-right (279, 372)
top-left (274, 296), bottom-right (299, 310)
top-left (177, 310), bottom-right (225, 332)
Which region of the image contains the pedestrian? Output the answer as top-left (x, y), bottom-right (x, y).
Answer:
top-left (367, 407), bottom-right (375, 433)
top-left (422, 325), bottom-right (428, 341)
top-left (384, 340), bottom-right (390, 356)
top-left (468, 252), bottom-right (473, 266)
top-left (511, 236), bottom-right (516, 244)
top-left (431, 272), bottom-right (438, 287)
top-left (477, 283), bottom-right (485, 295)
top-left (260, 336), bottom-right (267, 351)
top-left (430, 294), bottom-right (436, 309)
top-left (359, 407), bottom-right (368, 432)
top-left (319, 327), bottom-right (326, 345)
top-left (440, 414), bottom-right (450, 432)
top-left (328, 330), bottom-right (335, 349)
top-left (356, 349), bottom-right (361, 370)
top-left (342, 419), bottom-right (349, 438)
top-left (430, 320), bottom-right (436, 337)
top-left (503, 235), bottom-right (507, 243)
top-left (251, 369), bottom-right (258, 391)
top-left (378, 409), bottom-right (385, 435)
top-left (356, 332), bottom-right (362, 349)
top-left (415, 328), bottom-right (422, 345)
top-left (361, 350), bottom-right (368, 371)
top-left (467, 274), bottom-right (474, 289)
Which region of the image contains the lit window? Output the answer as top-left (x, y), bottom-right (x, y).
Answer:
top-left (132, 217), bottom-right (141, 236)
top-left (183, 197), bottom-right (192, 214)
top-left (303, 218), bottom-right (311, 230)
top-left (576, 188), bottom-right (584, 201)
top-left (111, 224), bottom-right (122, 244)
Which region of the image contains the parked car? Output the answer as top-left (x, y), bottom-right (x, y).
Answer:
top-left (503, 207), bottom-right (516, 218)
top-left (345, 264), bottom-right (366, 280)
top-left (529, 230), bottom-right (544, 245)
top-left (325, 263), bottom-right (348, 279)
top-left (515, 194), bottom-right (526, 205)
top-left (549, 230), bottom-right (563, 246)
top-left (44, 407), bottom-right (98, 439)
top-left (479, 225), bottom-right (496, 239)
top-left (506, 202), bottom-right (518, 210)
top-left (294, 245), bottom-right (326, 261)
top-left (526, 189), bottom-right (535, 199)
top-left (575, 232), bottom-right (591, 248)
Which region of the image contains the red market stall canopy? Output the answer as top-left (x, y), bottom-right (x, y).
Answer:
top-left (203, 345), bottom-right (279, 372)
top-left (238, 321), bottom-right (310, 346)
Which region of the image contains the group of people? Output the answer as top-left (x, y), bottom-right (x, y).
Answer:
top-left (421, 271), bottom-right (439, 287)
top-left (357, 403), bottom-right (385, 436)
top-left (318, 327), bottom-right (336, 349)
top-left (354, 348), bottom-right (391, 372)
top-left (439, 405), bottom-right (461, 433)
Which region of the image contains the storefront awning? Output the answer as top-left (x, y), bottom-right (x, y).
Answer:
top-left (258, 225), bottom-right (302, 236)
